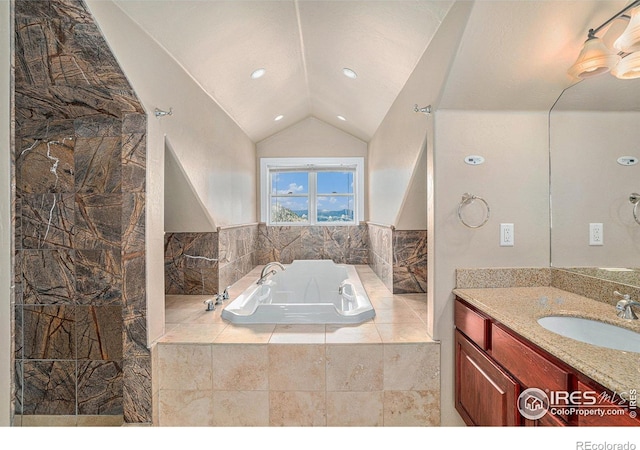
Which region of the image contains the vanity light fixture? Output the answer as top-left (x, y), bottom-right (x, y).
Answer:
top-left (251, 68), bottom-right (266, 79)
top-left (342, 68), bottom-right (357, 79)
top-left (569, 0), bottom-right (640, 79)
top-left (614, 4), bottom-right (640, 53)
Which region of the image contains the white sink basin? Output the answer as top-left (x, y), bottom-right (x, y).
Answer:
top-left (537, 316), bottom-right (640, 353)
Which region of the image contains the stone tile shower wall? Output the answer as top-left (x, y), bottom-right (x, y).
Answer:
top-left (13, 0), bottom-right (150, 423)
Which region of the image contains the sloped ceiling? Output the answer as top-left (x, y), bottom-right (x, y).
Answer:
top-left (113, 0), bottom-right (452, 143)
top-left (440, 0), bottom-right (636, 112)
top-left (114, 0), bottom-right (639, 143)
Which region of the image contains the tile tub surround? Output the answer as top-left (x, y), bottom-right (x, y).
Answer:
top-left (165, 232), bottom-right (219, 295)
top-left (452, 286), bottom-right (640, 396)
top-left (164, 224), bottom-right (259, 295)
top-left (155, 266), bottom-right (439, 426)
top-left (368, 224), bottom-right (428, 294)
top-left (256, 223), bottom-right (369, 266)
top-left (392, 230), bottom-right (427, 294)
top-left (219, 224), bottom-right (259, 291)
top-left (13, 0), bottom-right (149, 423)
top-left (367, 223), bottom-right (393, 291)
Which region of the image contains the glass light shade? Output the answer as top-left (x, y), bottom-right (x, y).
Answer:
top-left (568, 37), bottom-right (621, 78)
top-left (612, 51), bottom-right (640, 78)
top-left (614, 7), bottom-right (640, 53)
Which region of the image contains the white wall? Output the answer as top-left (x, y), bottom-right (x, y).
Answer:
top-left (86, 0), bottom-right (257, 344)
top-left (257, 117), bottom-right (367, 159)
top-left (551, 111), bottom-right (640, 268)
top-left (164, 140), bottom-right (216, 232)
top-left (256, 117), bottom-right (368, 220)
top-left (433, 110), bottom-right (551, 425)
top-left (0, 0), bottom-right (10, 427)
top-left (368, 1), bottom-right (471, 230)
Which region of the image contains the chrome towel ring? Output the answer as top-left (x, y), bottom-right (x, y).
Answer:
top-left (458, 193), bottom-right (490, 228)
top-left (630, 193), bottom-right (640, 225)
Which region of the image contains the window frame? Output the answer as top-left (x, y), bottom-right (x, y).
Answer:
top-left (260, 157), bottom-right (364, 226)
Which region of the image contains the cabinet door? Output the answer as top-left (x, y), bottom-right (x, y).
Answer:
top-left (455, 330), bottom-right (521, 426)
top-left (576, 381), bottom-right (640, 426)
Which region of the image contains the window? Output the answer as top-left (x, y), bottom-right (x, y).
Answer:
top-left (260, 157), bottom-right (364, 225)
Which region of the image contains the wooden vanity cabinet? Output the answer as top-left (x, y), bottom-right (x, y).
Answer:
top-left (575, 380), bottom-right (639, 427)
top-left (454, 297), bottom-right (639, 427)
top-left (455, 329), bottom-right (520, 426)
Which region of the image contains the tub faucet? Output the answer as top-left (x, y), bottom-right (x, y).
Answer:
top-left (204, 298), bottom-right (216, 311)
top-left (614, 291), bottom-right (640, 320)
top-left (257, 262), bottom-right (285, 285)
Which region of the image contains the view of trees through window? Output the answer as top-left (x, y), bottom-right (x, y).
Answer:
top-left (270, 170), bottom-right (355, 224)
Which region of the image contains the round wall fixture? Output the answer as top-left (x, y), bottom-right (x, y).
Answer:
top-left (617, 156), bottom-right (638, 166)
top-left (251, 68), bottom-right (266, 79)
top-left (464, 155), bottom-right (485, 165)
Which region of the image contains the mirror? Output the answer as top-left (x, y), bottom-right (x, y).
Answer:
top-left (549, 75), bottom-right (640, 287)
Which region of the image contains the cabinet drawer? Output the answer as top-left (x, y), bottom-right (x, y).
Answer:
top-left (491, 324), bottom-right (570, 393)
top-left (455, 299), bottom-right (490, 350)
top-left (576, 381), bottom-right (639, 426)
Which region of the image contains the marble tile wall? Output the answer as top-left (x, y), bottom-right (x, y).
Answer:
top-left (164, 223), bottom-right (427, 295)
top-left (164, 225), bottom-right (259, 296)
top-left (256, 223), bottom-right (369, 265)
top-left (367, 223), bottom-right (393, 291)
top-left (368, 224), bottom-right (427, 294)
top-left (13, 0), bottom-right (149, 424)
top-left (164, 232), bottom-right (219, 295)
top-left (218, 224), bottom-right (259, 291)
top-left (393, 230), bottom-right (427, 294)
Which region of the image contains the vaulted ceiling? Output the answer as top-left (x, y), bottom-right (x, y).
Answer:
top-left (113, 0), bottom-right (640, 143)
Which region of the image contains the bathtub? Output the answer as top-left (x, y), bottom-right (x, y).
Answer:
top-left (221, 260), bottom-right (376, 324)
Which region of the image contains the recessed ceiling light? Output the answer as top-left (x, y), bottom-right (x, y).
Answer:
top-left (251, 68), bottom-right (266, 79)
top-left (342, 68), bottom-right (357, 79)
top-left (274, 115), bottom-right (284, 121)
top-left (337, 115), bottom-right (346, 121)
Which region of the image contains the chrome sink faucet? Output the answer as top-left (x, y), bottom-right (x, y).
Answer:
top-left (614, 291), bottom-right (640, 320)
top-left (257, 262), bottom-right (285, 285)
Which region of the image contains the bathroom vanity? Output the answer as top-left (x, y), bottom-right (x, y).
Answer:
top-left (453, 287), bottom-right (640, 427)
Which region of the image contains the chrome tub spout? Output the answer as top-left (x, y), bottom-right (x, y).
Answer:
top-left (257, 262), bottom-right (286, 285)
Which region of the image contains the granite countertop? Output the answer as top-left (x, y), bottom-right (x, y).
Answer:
top-left (452, 286), bottom-right (640, 395)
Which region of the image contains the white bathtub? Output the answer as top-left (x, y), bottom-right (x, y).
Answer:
top-left (221, 260), bottom-right (376, 324)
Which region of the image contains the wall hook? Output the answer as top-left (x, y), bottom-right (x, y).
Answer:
top-left (154, 107), bottom-right (173, 118)
top-left (414, 104), bottom-right (432, 115)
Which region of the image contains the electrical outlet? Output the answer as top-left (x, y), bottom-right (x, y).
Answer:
top-left (500, 223), bottom-right (514, 247)
top-left (589, 223), bottom-right (603, 246)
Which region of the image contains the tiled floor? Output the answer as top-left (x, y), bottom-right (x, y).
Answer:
top-left (155, 265), bottom-right (440, 426)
